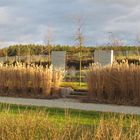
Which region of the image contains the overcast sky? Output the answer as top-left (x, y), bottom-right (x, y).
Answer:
top-left (0, 0), bottom-right (140, 47)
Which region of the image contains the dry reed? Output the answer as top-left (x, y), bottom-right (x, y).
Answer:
top-left (0, 62), bottom-right (63, 97)
top-left (52, 69), bottom-right (65, 94)
top-left (87, 62), bottom-right (140, 105)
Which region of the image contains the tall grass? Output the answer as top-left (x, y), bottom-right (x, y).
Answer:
top-left (52, 69), bottom-right (64, 94)
top-left (0, 106), bottom-right (139, 140)
top-left (0, 63), bottom-right (63, 97)
top-left (87, 63), bottom-right (140, 105)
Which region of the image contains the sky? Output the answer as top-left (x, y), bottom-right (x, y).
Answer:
top-left (0, 0), bottom-right (140, 47)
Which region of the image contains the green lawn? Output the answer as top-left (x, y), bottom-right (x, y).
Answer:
top-left (61, 82), bottom-right (87, 90)
top-left (0, 103), bottom-right (140, 139)
top-left (0, 103), bottom-right (101, 125)
top-left (0, 103), bottom-right (139, 126)
top-left (116, 55), bottom-right (140, 60)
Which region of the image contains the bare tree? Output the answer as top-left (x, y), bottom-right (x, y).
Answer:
top-left (44, 27), bottom-right (53, 66)
top-left (17, 37), bottom-right (21, 62)
top-left (3, 48), bottom-right (8, 61)
top-left (108, 32), bottom-right (123, 47)
top-left (136, 33), bottom-right (140, 55)
top-left (136, 33), bottom-right (140, 45)
top-left (74, 16), bottom-right (85, 86)
top-left (0, 40), bottom-right (8, 61)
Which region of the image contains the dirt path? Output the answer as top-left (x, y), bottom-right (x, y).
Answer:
top-left (0, 97), bottom-right (140, 115)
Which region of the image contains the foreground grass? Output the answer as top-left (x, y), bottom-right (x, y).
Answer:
top-left (0, 103), bottom-right (102, 125)
top-left (0, 104), bottom-right (140, 140)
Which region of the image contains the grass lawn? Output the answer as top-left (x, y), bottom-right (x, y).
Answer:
top-left (61, 82), bottom-right (87, 90)
top-left (0, 103), bottom-right (139, 126)
top-left (116, 55), bottom-right (140, 60)
top-left (0, 103), bottom-right (103, 125)
top-left (0, 103), bottom-right (140, 139)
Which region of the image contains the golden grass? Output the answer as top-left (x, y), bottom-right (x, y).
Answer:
top-left (0, 62), bottom-right (63, 97)
top-left (87, 62), bottom-right (140, 105)
top-left (94, 116), bottom-right (140, 140)
top-left (52, 69), bottom-right (64, 94)
top-left (0, 108), bottom-right (140, 140)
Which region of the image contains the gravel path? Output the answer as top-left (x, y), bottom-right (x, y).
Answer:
top-left (0, 97), bottom-right (140, 115)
